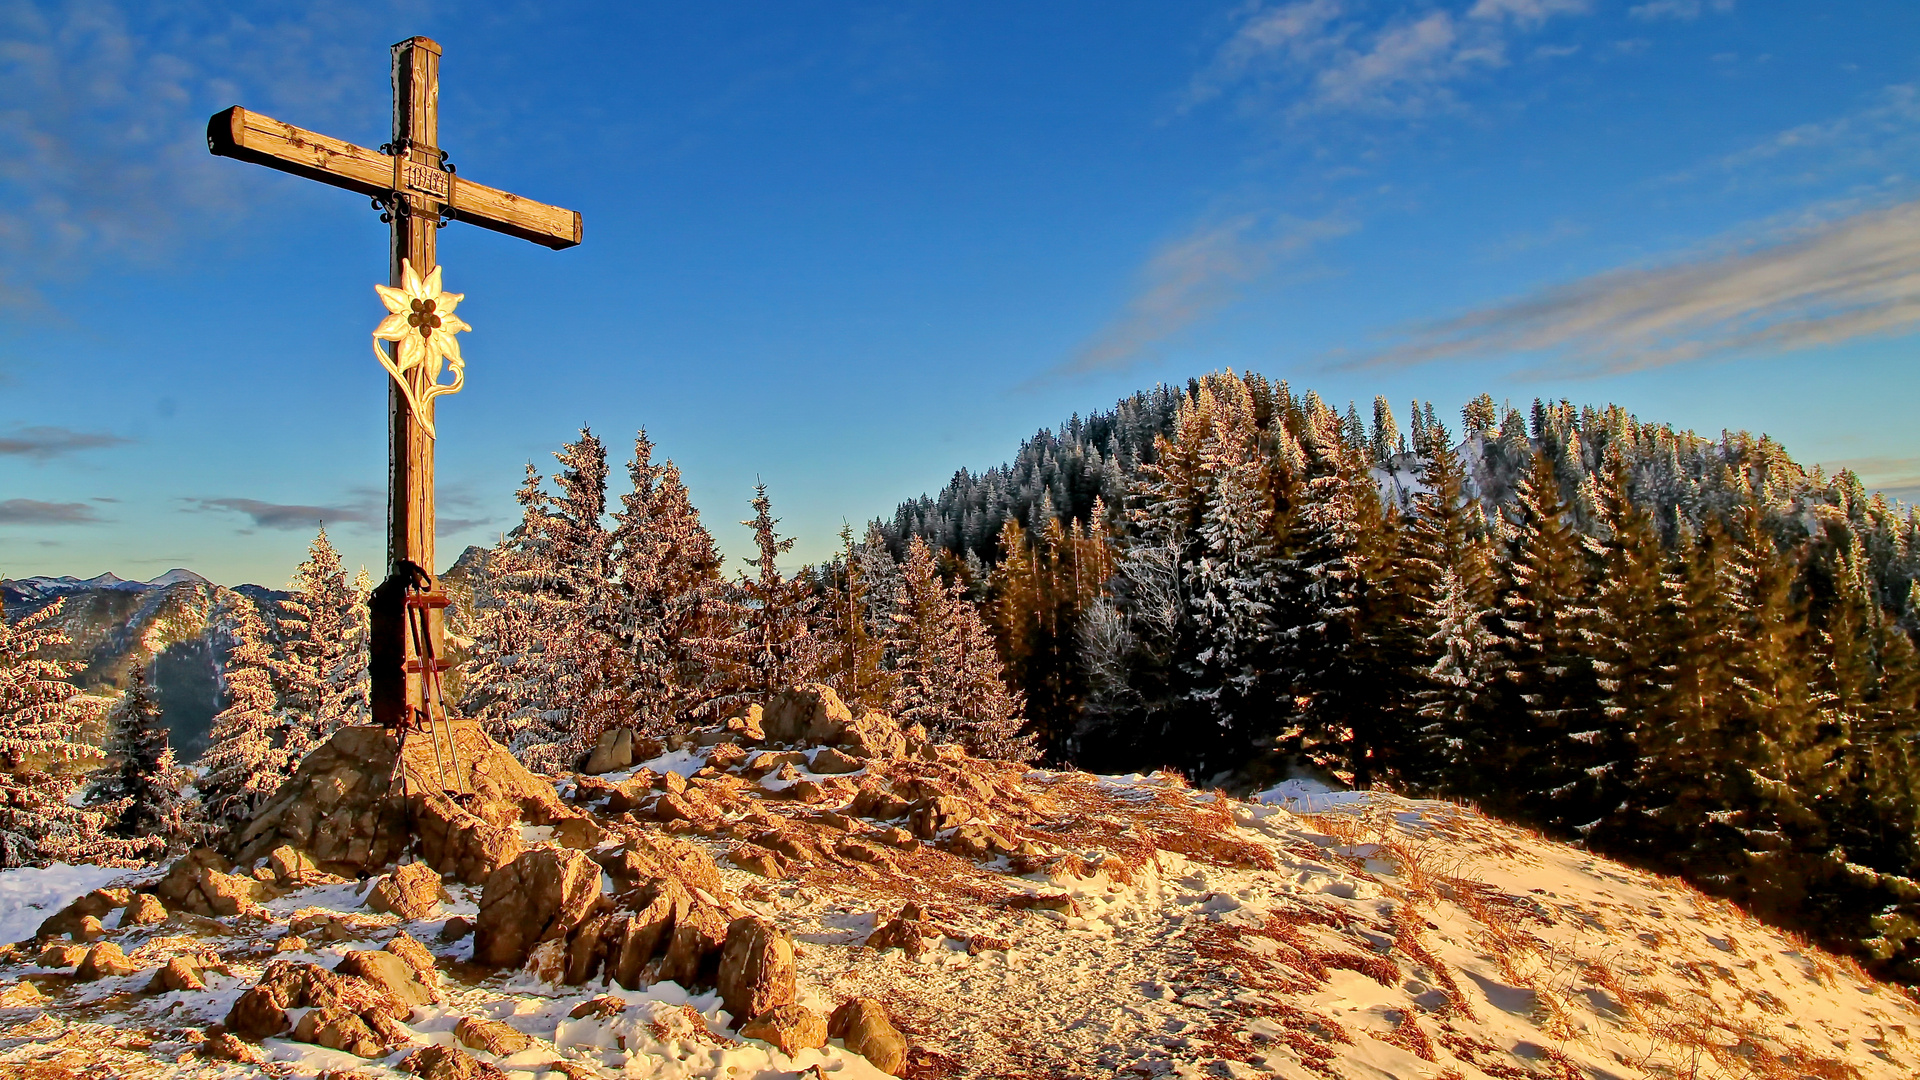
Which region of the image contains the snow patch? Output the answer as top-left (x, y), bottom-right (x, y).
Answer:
top-left (0, 863), bottom-right (129, 942)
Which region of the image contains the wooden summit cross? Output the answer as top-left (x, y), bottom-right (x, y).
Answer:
top-left (209, 37), bottom-right (581, 735)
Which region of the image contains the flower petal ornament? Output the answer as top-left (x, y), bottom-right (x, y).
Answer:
top-left (373, 259), bottom-right (471, 438)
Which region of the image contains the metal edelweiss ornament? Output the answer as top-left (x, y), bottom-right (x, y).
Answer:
top-left (373, 259), bottom-right (470, 437)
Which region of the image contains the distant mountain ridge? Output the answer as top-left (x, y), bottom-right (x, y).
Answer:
top-left (2, 568), bottom-right (212, 603)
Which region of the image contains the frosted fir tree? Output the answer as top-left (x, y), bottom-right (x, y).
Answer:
top-left (610, 430), bottom-right (728, 734)
top-left (89, 662), bottom-right (179, 855)
top-left (715, 484), bottom-right (821, 708)
top-left (272, 525), bottom-right (361, 759)
top-left (0, 595), bottom-right (130, 867)
top-left (329, 566), bottom-right (374, 731)
top-left (199, 596), bottom-right (291, 841)
top-left (891, 538), bottom-right (1031, 759)
top-left (479, 430), bottom-right (631, 771)
top-left (820, 523), bottom-right (895, 715)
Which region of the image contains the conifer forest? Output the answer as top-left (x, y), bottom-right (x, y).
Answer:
top-left (8, 370), bottom-right (1920, 992)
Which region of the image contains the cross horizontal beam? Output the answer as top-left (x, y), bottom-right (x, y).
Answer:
top-left (207, 105), bottom-right (582, 250)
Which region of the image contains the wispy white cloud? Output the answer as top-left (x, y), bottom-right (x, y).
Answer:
top-left (1185, 0), bottom-right (1590, 117)
top-left (1629, 0), bottom-right (1735, 22)
top-left (1057, 211), bottom-right (1354, 377)
top-left (1347, 199), bottom-right (1920, 374)
top-left (0, 2), bottom-right (421, 303)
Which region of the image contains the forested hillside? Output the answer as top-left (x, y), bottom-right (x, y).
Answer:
top-left (884, 371), bottom-right (1920, 983)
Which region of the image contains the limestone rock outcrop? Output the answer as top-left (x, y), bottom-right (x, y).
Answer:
top-left (231, 721), bottom-right (566, 878)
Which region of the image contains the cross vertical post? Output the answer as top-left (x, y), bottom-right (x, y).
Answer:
top-left (376, 36), bottom-right (443, 731)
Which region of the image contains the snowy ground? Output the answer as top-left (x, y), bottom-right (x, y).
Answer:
top-left (1, 764), bottom-right (1915, 1080)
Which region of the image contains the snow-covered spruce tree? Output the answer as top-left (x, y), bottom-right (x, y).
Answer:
top-left (1287, 401), bottom-right (1369, 776)
top-left (714, 483), bottom-right (821, 709)
top-left (331, 566), bottom-right (373, 730)
top-left (610, 429), bottom-right (728, 735)
top-left (199, 595), bottom-right (291, 842)
top-left (271, 525), bottom-right (361, 760)
top-left (892, 537), bottom-right (1031, 759)
top-left (1488, 450), bottom-right (1606, 833)
top-left (474, 430), bottom-right (629, 771)
top-left (0, 596), bottom-right (133, 867)
top-left (1589, 445), bottom-right (1684, 851)
top-left (1179, 378), bottom-right (1285, 778)
top-left (89, 662), bottom-right (178, 854)
top-left (1400, 417), bottom-right (1497, 792)
top-left (820, 523), bottom-right (895, 715)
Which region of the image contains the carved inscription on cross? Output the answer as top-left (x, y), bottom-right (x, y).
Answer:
top-left (209, 36), bottom-right (581, 730)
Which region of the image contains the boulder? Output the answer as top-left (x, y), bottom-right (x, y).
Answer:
top-left (74, 941), bottom-right (136, 981)
top-left (154, 849), bottom-right (263, 919)
top-left (294, 1006), bottom-right (385, 1057)
top-left (569, 995), bottom-right (626, 1020)
top-left (439, 917), bottom-right (474, 943)
top-left (36, 887), bottom-right (132, 940)
top-left (385, 932), bottom-right (440, 989)
top-left (740, 1003), bottom-right (828, 1056)
top-left (599, 831), bottom-right (726, 898)
top-left (275, 934), bottom-right (310, 953)
top-left (867, 906), bottom-right (934, 957)
top-left (728, 845), bottom-right (786, 878)
top-left (563, 912), bottom-right (613, 985)
top-left (717, 917), bottom-right (796, 1024)
top-left (202, 1030), bottom-right (267, 1065)
top-left (840, 712), bottom-right (908, 760)
top-left (723, 704), bottom-right (767, 742)
top-left (760, 684), bottom-right (853, 744)
top-left (809, 747), bottom-right (864, 775)
top-left (908, 796), bottom-right (978, 840)
top-left (409, 792), bottom-right (526, 885)
top-left (225, 985), bottom-right (291, 1040)
top-left (400, 1045), bottom-right (509, 1080)
top-left (367, 861), bottom-right (451, 921)
top-left (551, 815), bottom-right (605, 850)
top-left (829, 998), bottom-right (908, 1075)
top-left (148, 956), bottom-right (206, 993)
top-left (35, 943), bottom-right (85, 968)
top-left (474, 848), bottom-right (605, 969)
top-left (454, 1015), bottom-right (532, 1056)
top-left (336, 949), bottom-right (438, 1007)
top-left (580, 727), bottom-right (635, 775)
top-left (658, 902), bottom-right (729, 989)
top-left (122, 893), bottom-right (167, 926)
top-left (944, 821), bottom-right (1019, 859)
top-left (605, 879), bottom-right (689, 990)
top-left (836, 839), bottom-right (893, 867)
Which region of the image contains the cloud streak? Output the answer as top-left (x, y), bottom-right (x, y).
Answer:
top-left (1347, 199), bottom-right (1920, 375)
top-left (1057, 212), bottom-right (1354, 378)
top-left (1185, 0), bottom-right (1590, 117)
top-left (0, 499), bottom-right (104, 525)
top-left (186, 496), bottom-right (376, 531)
top-left (0, 425), bottom-right (133, 461)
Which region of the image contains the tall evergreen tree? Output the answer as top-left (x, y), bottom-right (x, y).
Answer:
top-left (200, 596), bottom-right (290, 842)
top-left (90, 663), bottom-right (178, 854)
top-left (610, 430), bottom-right (728, 733)
top-left (1489, 451), bottom-right (1605, 832)
top-left (272, 525), bottom-right (360, 759)
top-left (722, 483), bottom-right (820, 704)
top-left (0, 595), bottom-right (124, 867)
top-left (892, 538), bottom-right (1031, 758)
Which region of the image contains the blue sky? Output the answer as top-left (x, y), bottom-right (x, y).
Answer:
top-left (3, 0), bottom-right (1918, 586)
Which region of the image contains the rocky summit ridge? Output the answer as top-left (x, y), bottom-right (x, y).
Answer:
top-left (2, 684), bottom-right (1918, 1079)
